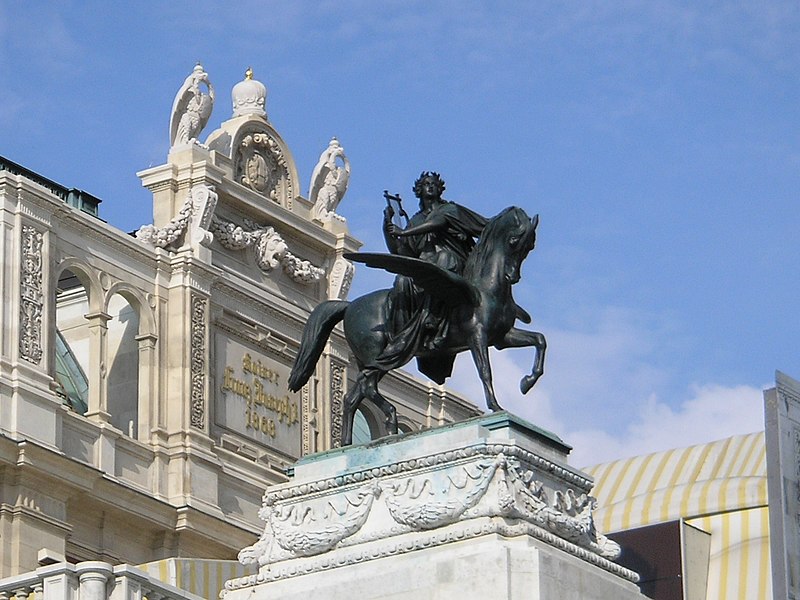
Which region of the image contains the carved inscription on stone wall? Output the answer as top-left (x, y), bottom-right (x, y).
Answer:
top-left (190, 294), bottom-right (208, 429)
top-left (216, 334), bottom-right (301, 458)
top-left (20, 225), bottom-right (44, 364)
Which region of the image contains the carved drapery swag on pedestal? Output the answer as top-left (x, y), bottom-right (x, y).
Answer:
top-left (190, 294), bottom-right (208, 429)
top-left (210, 216), bottom-right (325, 284)
top-left (237, 450), bottom-right (621, 574)
top-left (20, 225), bottom-right (44, 364)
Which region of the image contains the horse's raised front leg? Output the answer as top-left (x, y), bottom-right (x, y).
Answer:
top-left (468, 326), bottom-right (501, 412)
top-left (495, 327), bottom-right (546, 394)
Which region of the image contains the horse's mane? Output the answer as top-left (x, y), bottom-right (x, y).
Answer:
top-left (464, 207), bottom-right (528, 279)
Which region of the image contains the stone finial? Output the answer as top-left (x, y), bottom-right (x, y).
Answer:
top-left (232, 67), bottom-right (267, 118)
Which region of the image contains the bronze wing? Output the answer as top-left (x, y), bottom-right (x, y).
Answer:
top-left (344, 252), bottom-right (480, 308)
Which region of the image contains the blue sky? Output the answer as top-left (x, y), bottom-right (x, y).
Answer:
top-left (2, 2), bottom-right (798, 465)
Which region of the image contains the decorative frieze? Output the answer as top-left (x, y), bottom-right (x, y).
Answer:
top-left (190, 294), bottom-right (208, 429)
top-left (19, 225), bottom-right (44, 364)
top-left (329, 362), bottom-right (345, 448)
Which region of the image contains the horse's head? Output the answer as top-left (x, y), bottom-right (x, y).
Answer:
top-left (496, 207), bottom-right (538, 283)
top-left (469, 207), bottom-right (538, 285)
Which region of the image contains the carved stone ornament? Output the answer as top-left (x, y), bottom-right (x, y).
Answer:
top-left (328, 255), bottom-right (354, 300)
top-left (309, 137), bottom-right (350, 224)
top-left (235, 445), bottom-right (623, 582)
top-left (170, 63), bottom-right (215, 148)
top-left (19, 225), bottom-right (44, 364)
top-left (190, 294), bottom-right (208, 429)
top-left (135, 184), bottom-right (218, 249)
top-left (210, 216), bottom-right (325, 284)
top-left (234, 129), bottom-right (294, 203)
top-left (232, 67), bottom-right (267, 118)
top-left (329, 362), bottom-right (345, 448)
top-left (241, 134), bottom-right (278, 196)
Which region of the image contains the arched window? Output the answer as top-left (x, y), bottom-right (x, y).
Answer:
top-left (351, 407), bottom-right (375, 446)
top-left (106, 294), bottom-right (140, 437)
top-left (54, 269), bottom-right (90, 414)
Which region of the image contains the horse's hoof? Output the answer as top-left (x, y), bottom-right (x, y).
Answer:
top-left (520, 375), bottom-right (538, 394)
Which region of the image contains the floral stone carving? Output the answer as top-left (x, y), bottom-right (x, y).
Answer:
top-left (210, 216), bottom-right (324, 284)
top-left (135, 184), bottom-right (218, 250)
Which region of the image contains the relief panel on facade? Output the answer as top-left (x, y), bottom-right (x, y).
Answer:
top-left (19, 225), bottom-right (44, 364)
top-left (233, 126), bottom-right (294, 205)
top-left (330, 361), bottom-right (345, 448)
top-left (190, 294), bottom-right (208, 429)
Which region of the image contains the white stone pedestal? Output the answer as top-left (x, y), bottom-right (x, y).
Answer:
top-left (224, 412), bottom-right (647, 600)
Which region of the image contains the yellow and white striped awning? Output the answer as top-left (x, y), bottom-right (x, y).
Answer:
top-left (138, 558), bottom-right (255, 600)
top-left (583, 431), bottom-right (770, 599)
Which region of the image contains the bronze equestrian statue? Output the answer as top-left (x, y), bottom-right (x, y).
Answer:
top-left (289, 172), bottom-right (546, 446)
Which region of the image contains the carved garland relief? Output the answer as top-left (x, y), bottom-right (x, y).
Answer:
top-left (19, 225), bottom-right (44, 364)
top-left (210, 216), bottom-right (325, 284)
top-left (237, 453), bottom-right (621, 572)
top-left (190, 294), bottom-right (208, 429)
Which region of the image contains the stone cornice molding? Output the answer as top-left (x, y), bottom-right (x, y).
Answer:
top-left (275, 442), bottom-right (592, 503)
top-left (167, 252), bottom-right (222, 295)
top-left (213, 314), bottom-right (298, 362)
top-left (211, 278), bottom-right (311, 332)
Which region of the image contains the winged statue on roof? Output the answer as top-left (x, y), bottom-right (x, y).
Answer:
top-left (169, 63), bottom-right (215, 148)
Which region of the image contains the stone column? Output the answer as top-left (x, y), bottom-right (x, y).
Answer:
top-left (75, 563), bottom-right (112, 600)
top-left (84, 311), bottom-right (111, 424)
top-left (135, 332), bottom-right (158, 439)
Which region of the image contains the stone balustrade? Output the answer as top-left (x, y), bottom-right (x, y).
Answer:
top-left (0, 562), bottom-right (204, 600)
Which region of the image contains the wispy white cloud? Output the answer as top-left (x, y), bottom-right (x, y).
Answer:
top-left (569, 382), bottom-right (763, 467)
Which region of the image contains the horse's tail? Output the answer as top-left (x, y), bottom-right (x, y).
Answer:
top-left (288, 300), bottom-right (349, 392)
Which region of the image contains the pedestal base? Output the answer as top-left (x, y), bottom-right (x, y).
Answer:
top-left (224, 412), bottom-right (647, 600)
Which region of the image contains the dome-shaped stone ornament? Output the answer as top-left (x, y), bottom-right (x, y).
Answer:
top-left (232, 67), bottom-right (267, 118)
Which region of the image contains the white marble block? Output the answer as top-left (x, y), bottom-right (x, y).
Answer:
top-left (224, 412), bottom-right (647, 600)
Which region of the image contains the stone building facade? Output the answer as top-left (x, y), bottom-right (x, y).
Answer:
top-left (0, 67), bottom-right (478, 576)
